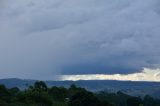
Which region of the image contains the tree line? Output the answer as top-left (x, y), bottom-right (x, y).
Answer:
top-left (0, 81), bottom-right (160, 106)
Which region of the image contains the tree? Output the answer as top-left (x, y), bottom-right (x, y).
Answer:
top-left (9, 87), bottom-right (20, 96)
top-left (143, 95), bottom-right (155, 106)
top-left (34, 81), bottom-right (48, 91)
top-left (27, 90), bottom-right (53, 106)
top-left (49, 86), bottom-right (68, 101)
top-left (0, 99), bottom-right (8, 106)
top-left (127, 97), bottom-right (142, 106)
top-left (0, 84), bottom-right (11, 102)
top-left (69, 90), bottom-right (100, 106)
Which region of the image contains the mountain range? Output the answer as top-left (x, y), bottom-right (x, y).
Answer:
top-left (0, 78), bottom-right (160, 98)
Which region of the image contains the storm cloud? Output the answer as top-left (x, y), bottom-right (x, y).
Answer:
top-left (0, 0), bottom-right (160, 79)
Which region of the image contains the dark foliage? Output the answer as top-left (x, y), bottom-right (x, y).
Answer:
top-left (0, 81), bottom-right (160, 106)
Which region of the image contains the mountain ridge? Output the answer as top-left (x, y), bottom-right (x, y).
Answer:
top-left (0, 78), bottom-right (160, 98)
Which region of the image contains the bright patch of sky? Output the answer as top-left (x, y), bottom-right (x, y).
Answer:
top-left (62, 68), bottom-right (160, 82)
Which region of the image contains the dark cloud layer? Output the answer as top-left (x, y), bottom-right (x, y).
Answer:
top-left (0, 0), bottom-right (160, 79)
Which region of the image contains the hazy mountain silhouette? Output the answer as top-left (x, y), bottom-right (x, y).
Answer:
top-left (0, 78), bottom-right (160, 98)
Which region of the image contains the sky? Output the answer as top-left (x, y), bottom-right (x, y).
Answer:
top-left (0, 0), bottom-right (160, 81)
top-left (62, 68), bottom-right (160, 82)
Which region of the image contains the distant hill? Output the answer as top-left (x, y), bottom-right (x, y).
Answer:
top-left (0, 78), bottom-right (160, 98)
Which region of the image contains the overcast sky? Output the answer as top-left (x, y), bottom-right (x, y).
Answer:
top-left (0, 0), bottom-right (160, 80)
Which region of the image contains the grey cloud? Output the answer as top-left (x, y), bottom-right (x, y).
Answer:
top-left (0, 0), bottom-right (160, 79)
